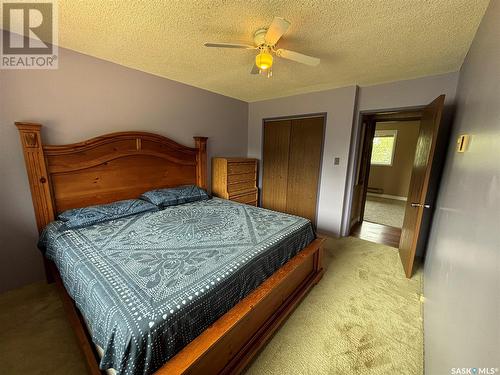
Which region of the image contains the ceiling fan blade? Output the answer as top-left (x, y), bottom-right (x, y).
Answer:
top-left (276, 48), bottom-right (320, 66)
top-left (251, 64), bottom-right (260, 75)
top-left (204, 42), bottom-right (255, 49)
top-left (265, 17), bottom-right (290, 45)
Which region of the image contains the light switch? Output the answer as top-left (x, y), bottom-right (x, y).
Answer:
top-left (456, 134), bottom-right (470, 153)
top-left (334, 157), bottom-right (340, 165)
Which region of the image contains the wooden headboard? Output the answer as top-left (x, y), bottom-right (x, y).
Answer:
top-left (15, 122), bottom-right (207, 232)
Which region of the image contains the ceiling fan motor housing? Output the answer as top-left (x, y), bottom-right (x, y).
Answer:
top-left (254, 28), bottom-right (269, 47)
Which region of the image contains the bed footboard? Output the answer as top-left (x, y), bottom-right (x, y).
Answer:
top-left (156, 237), bottom-right (325, 374)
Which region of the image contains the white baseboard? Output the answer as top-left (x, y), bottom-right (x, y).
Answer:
top-left (367, 192), bottom-right (407, 201)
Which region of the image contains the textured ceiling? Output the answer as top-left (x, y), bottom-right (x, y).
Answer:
top-left (10, 1), bottom-right (492, 101)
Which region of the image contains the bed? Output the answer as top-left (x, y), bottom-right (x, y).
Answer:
top-left (16, 122), bottom-right (324, 374)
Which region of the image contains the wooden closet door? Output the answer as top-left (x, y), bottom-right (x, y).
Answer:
top-left (286, 117), bottom-right (324, 223)
top-left (262, 120), bottom-right (291, 212)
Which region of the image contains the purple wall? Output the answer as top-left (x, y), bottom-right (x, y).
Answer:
top-left (424, 1), bottom-right (500, 372)
top-left (0, 41), bottom-right (248, 292)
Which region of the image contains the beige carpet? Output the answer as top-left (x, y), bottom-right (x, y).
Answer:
top-left (0, 237), bottom-right (423, 375)
top-left (246, 237), bottom-right (423, 375)
top-left (363, 196), bottom-right (406, 228)
top-left (0, 281), bottom-right (87, 374)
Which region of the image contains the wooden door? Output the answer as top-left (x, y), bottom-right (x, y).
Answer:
top-left (286, 117), bottom-right (324, 223)
top-left (399, 95), bottom-right (445, 278)
top-left (262, 120), bottom-right (291, 212)
top-left (349, 118), bottom-right (376, 230)
top-left (262, 117), bottom-right (324, 225)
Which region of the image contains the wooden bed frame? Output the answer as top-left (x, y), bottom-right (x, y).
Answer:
top-left (15, 122), bottom-right (325, 375)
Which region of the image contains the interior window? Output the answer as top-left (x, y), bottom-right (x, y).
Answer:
top-left (371, 129), bottom-right (397, 166)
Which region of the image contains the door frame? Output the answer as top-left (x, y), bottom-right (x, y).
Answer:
top-left (260, 113), bottom-right (327, 226)
top-left (342, 105), bottom-right (426, 236)
top-left (349, 108), bottom-right (424, 231)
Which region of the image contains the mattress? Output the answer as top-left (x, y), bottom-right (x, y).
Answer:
top-left (39, 197), bottom-right (314, 374)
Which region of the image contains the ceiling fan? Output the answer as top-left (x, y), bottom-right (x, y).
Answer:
top-left (204, 17), bottom-right (320, 77)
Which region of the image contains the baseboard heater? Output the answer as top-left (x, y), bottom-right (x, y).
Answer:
top-left (367, 187), bottom-right (383, 194)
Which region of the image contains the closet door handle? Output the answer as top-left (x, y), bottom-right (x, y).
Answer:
top-left (411, 202), bottom-right (430, 209)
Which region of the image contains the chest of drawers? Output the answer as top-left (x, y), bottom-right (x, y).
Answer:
top-left (211, 158), bottom-right (258, 206)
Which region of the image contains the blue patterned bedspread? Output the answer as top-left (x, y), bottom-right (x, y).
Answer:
top-left (39, 198), bottom-right (314, 374)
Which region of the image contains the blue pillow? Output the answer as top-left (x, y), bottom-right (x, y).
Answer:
top-left (140, 185), bottom-right (210, 208)
top-left (58, 199), bottom-right (158, 230)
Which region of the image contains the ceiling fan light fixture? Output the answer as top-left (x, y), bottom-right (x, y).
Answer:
top-left (255, 50), bottom-right (273, 71)
top-left (204, 16), bottom-right (320, 77)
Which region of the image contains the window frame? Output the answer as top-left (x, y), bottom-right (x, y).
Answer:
top-left (370, 129), bottom-right (398, 166)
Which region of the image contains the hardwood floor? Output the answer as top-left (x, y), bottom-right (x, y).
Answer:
top-left (350, 221), bottom-right (402, 248)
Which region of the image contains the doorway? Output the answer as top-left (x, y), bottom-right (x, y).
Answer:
top-left (349, 95), bottom-right (446, 278)
top-left (364, 120), bottom-right (420, 222)
top-left (350, 113), bottom-right (422, 249)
